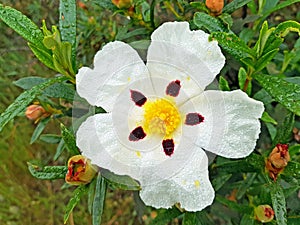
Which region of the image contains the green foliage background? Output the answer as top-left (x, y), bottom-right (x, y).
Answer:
top-left (1, 0), bottom-right (300, 225)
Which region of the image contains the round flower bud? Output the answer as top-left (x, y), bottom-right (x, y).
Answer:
top-left (205, 0), bottom-right (224, 16)
top-left (254, 205), bottom-right (275, 223)
top-left (65, 155), bottom-right (97, 185)
top-left (112, 0), bottom-right (133, 9)
top-left (25, 105), bottom-right (49, 122)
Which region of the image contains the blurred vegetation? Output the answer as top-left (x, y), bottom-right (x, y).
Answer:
top-left (1, 0), bottom-right (300, 225)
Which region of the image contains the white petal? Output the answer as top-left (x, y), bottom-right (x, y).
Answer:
top-left (147, 21), bottom-right (225, 99)
top-left (76, 113), bottom-right (200, 186)
top-left (139, 148), bottom-right (214, 212)
top-left (180, 90), bottom-right (264, 158)
top-left (76, 41), bottom-right (148, 112)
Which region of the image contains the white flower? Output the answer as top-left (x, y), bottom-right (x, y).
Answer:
top-left (76, 22), bottom-right (264, 211)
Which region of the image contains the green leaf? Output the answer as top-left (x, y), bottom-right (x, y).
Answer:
top-left (92, 173), bottom-right (107, 225)
top-left (194, 12), bottom-right (228, 33)
top-left (27, 163), bottom-right (68, 180)
top-left (0, 4), bottom-right (48, 51)
top-left (219, 76), bottom-right (231, 91)
top-left (30, 117), bottom-right (51, 144)
top-left (283, 161), bottom-right (300, 179)
top-left (236, 173), bottom-right (257, 200)
top-left (39, 134), bottom-right (61, 144)
top-left (28, 43), bottom-right (55, 70)
top-left (210, 32), bottom-right (254, 61)
top-left (183, 212), bottom-right (200, 225)
top-left (215, 195), bottom-right (252, 214)
top-left (255, 49), bottom-right (279, 72)
top-left (0, 76), bottom-right (67, 132)
top-left (190, 2), bottom-right (209, 13)
top-left (94, 0), bottom-right (118, 10)
top-left (270, 182), bottom-right (287, 225)
top-left (238, 67), bottom-right (251, 95)
top-left (149, 208), bottom-right (182, 225)
top-left (222, 0), bottom-right (252, 14)
top-left (116, 27), bottom-right (150, 41)
top-left (261, 111), bottom-right (278, 125)
top-left (253, 89), bottom-right (273, 105)
top-left (211, 174), bottom-right (232, 191)
top-left (273, 111), bottom-right (295, 145)
top-left (264, 20), bottom-right (300, 55)
top-left (240, 214), bottom-right (255, 225)
top-left (64, 185), bottom-right (88, 224)
top-left (14, 76), bottom-right (75, 100)
top-left (255, 74), bottom-right (300, 116)
top-left (60, 124), bottom-right (80, 155)
top-left (88, 179), bottom-right (96, 214)
top-left (101, 169), bottom-right (140, 191)
top-left (53, 139), bottom-right (66, 161)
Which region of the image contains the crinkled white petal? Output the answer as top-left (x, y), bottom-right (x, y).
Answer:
top-left (139, 148), bottom-right (214, 212)
top-left (180, 90), bottom-right (264, 158)
top-left (76, 41), bottom-right (148, 112)
top-left (147, 21), bottom-right (225, 99)
top-left (77, 113), bottom-right (199, 186)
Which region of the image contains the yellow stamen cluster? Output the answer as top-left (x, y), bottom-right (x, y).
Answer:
top-left (143, 98), bottom-right (181, 137)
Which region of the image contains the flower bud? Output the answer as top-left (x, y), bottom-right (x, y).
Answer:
top-left (25, 105), bottom-right (50, 122)
top-left (254, 205), bottom-right (275, 223)
top-left (266, 144), bottom-right (290, 181)
top-left (112, 0), bottom-right (133, 9)
top-left (65, 155), bottom-right (97, 185)
top-left (205, 0), bottom-right (224, 16)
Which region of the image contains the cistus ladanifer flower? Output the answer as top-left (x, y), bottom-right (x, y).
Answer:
top-left (75, 22), bottom-right (264, 211)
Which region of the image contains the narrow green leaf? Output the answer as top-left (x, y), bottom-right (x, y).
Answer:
top-left (0, 4), bottom-right (46, 51)
top-left (149, 208), bottom-right (182, 225)
top-left (28, 43), bottom-right (56, 70)
top-left (92, 173), bottom-right (107, 225)
top-left (93, 0), bottom-right (118, 10)
top-left (255, 74), bottom-right (300, 116)
top-left (64, 185), bottom-right (88, 224)
top-left (101, 169), bottom-right (140, 191)
top-left (253, 89), bottom-right (273, 105)
top-left (222, 0), bottom-right (252, 14)
top-left (27, 163), bottom-right (67, 180)
top-left (183, 212), bottom-right (200, 225)
top-left (39, 134), bottom-right (61, 144)
top-left (255, 48), bottom-right (279, 72)
top-left (194, 12), bottom-right (228, 33)
top-left (283, 161), bottom-right (300, 179)
top-left (238, 67), bottom-right (251, 95)
top-left (210, 32), bottom-right (254, 61)
top-left (273, 111), bottom-right (294, 145)
top-left (30, 117), bottom-right (51, 144)
top-left (219, 76), bottom-right (230, 91)
top-left (270, 182), bottom-right (287, 225)
top-left (60, 123), bottom-right (80, 155)
top-left (0, 76), bottom-right (67, 132)
top-left (59, 0), bottom-right (76, 66)
top-left (240, 214), bottom-right (255, 225)
top-left (260, 1), bottom-right (300, 27)
top-left (116, 28), bottom-right (150, 40)
top-left (261, 111), bottom-right (278, 125)
top-left (236, 173), bottom-right (257, 200)
top-left (211, 174), bottom-right (232, 191)
top-left (88, 179), bottom-right (96, 214)
top-left (195, 211), bottom-right (214, 225)
top-left (264, 20), bottom-right (300, 55)
top-left (53, 139), bottom-right (66, 161)
top-left (215, 195), bottom-right (252, 214)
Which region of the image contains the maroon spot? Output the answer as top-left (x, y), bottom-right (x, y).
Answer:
top-left (162, 139), bottom-right (175, 156)
top-left (185, 113), bottom-right (204, 126)
top-left (130, 90), bottom-right (147, 107)
top-left (129, 126), bottom-right (146, 141)
top-left (166, 80), bottom-right (181, 97)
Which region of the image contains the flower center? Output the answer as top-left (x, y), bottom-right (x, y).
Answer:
top-left (143, 98), bottom-right (181, 137)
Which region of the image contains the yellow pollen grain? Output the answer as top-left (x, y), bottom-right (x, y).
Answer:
top-left (187, 76), bottom-right (191, 81)
top-left (127, 77), bottom-right (131, 81)
top-left (143, 98), bottom-right (181, 137)
top-left (194, 180), bottom-right (200, 188)
top-left (136, 151), bottom-right (141, 157)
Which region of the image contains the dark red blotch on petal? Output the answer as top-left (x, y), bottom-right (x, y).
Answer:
top-left (166, 80), bottom-right (181, 97)
top-left (162, 139), bottom-right (175, 156)
top-left (129, 126), bottom-right (146, 141)
top-left (185, 113), bottom-right (204, 126)
top-left (130, 90), bottom-right (147, 106)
